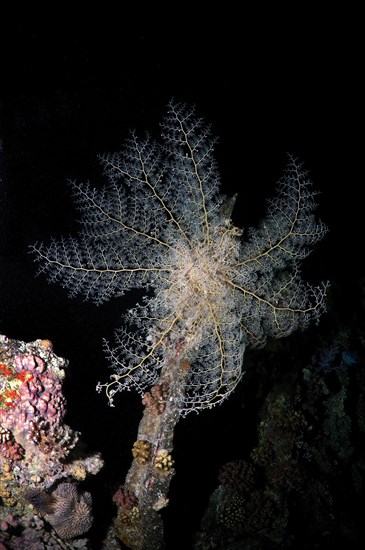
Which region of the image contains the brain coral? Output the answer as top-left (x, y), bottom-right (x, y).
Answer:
top-left (47, 482), bottom-right (93, 539)
top-left (26, 482), bottom-right (93, 540)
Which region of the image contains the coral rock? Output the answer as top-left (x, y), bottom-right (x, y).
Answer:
top-left (1, 334), bottom-right (103, 546)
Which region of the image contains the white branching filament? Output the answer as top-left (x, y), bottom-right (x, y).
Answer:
top-left (31, 101), bottom-right (328, 415)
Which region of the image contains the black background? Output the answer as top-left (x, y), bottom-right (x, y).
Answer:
top-left (0, 10), bottom-right (363, 548)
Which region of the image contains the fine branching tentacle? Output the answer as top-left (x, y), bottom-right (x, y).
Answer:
top-left (30, 101), bottom-right (328, 414)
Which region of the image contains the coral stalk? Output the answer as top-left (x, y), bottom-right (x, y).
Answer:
top-left (113, 354), bottom-right (188, 549)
